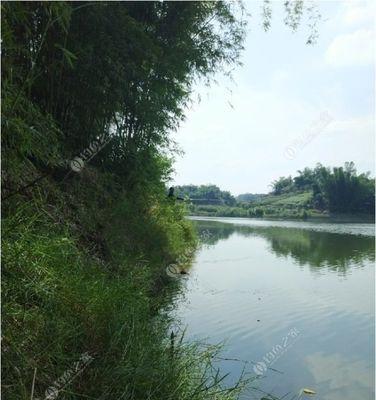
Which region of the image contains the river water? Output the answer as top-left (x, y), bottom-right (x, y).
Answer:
top-left (173, 217), bottom-right (375, 400)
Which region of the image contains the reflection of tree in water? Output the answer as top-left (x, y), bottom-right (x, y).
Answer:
top-left (194, 220), bottom-right (375, 275)
top-left (195, 222), bottom-right (234, 246)
top-left (265, 228), bottom-right (374, 274)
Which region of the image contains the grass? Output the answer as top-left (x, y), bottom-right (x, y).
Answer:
top-left (187, 192), bottom-right (317, 220)
top-left (2, 170), bottom-right (248, 400)
top-left (255, 192), bottom-right (312, 207)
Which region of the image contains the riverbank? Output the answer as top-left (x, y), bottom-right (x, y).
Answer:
top-left (187, 190), bottom-right (374, 222)
top-left (188, 205), bottom-right (374, 222)
top-left (2, 169), bottom-right (245, 400)
top-left (187, 204), bottom-right (320, 219)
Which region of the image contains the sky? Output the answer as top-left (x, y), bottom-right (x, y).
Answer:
top-left (171, 0), bottom-right (375, 195)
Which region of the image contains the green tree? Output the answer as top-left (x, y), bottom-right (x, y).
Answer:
top-left (175, 185), bottom-right (236, 206)
top-left (271, 176), bottom-right (294, 195)
top-left (317, 162), bottom-right (375, 214)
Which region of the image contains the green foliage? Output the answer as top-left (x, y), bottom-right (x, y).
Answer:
top-left (176, 185), bottom-right (236, 206)
top-left (189, 204), bottom-right (248, 218)
top-left (189, 202), bottom-right (313, 220)
top-left (2, 193), bottom-right (246, 400)
top-left (1, 3), bottom-right (251, 398)
top-left (249, 208), bottom-right (264, 218)
top-left (270, 176), bottom-right (294, 195)
top-left (182, 163), bottom-right (373, 220)
top-left (187, 190), bottom-right (314, 219)
top-left (2, 2), bottom-right (325, 399)
top-left (105, 189), bottom-right (196, 268)
top-left (271, 163), bottom-right (375, 214)
top-left (2, 1), bottom-right (247, 181)
top-left (237, 193), bottom-right (265, 203)
top-left (316, 162), bottom-right (375, 214)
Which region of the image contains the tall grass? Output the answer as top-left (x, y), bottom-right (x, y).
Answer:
top-left (2, 173), bottom-right (247, 400)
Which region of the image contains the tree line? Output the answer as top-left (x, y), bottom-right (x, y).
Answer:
top-left (175, 185), bottom-right (236, 206)
top-left (180, 162), bottom-right (374, 216)
top-left (2, 1), bottom-right (246, 197)
top-left (271, 162), bottom-right (374, 214)
top-left (2, 1), bottom-right (322, 201)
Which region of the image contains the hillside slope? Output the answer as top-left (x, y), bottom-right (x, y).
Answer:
top-left (188, 191), bottom-right (317, 219)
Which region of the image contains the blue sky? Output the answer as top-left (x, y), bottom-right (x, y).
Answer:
top-left (171, 0), bottom-right (375, 194)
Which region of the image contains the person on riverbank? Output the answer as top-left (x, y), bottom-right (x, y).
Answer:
top-left (167, 187), bottom-right (184, 201)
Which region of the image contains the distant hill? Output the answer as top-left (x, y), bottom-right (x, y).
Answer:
top-left (183, 162), bottom-right (375, 220)
top-left (188, 191), bottom-right (316, 219)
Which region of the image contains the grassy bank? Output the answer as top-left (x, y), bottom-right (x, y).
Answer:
top-left (187, 192), bottom-right (319, 219)
top-left (2, 169), bottom-right (246, 400)
top-left (187, 191), bottom-right (374, 221)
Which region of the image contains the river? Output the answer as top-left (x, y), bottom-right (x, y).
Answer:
top-left (172, 217), bottom-right (375, 400)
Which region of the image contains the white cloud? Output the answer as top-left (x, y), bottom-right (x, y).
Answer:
top-left (305, 352), bottom-right (372, 400)
top-left (326, 115), bottom-right (374, 137)
top-left (271, 69), bottom-right (289, 86)
top-left (171, 2), bottom-right (375, 193)
top-left (342, 1), bottom-right (375, 27)
top-left (328, 1), bottom-right (375, 30)
top-left (325, 28), bottom-right (374, 67)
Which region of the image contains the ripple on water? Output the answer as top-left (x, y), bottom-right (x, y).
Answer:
top-left (175, 218), bottom-right (375, 399)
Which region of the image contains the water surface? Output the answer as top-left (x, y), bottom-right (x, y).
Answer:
top-left (174, 217), bottom-right (375, 400)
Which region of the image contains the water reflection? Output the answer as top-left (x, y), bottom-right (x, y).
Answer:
top-left (178, 218), bottom-right (375, 399)
top-left (195, 220), bottom-right (375, 275)
top-left (304, 352), bottom-right (373, 400)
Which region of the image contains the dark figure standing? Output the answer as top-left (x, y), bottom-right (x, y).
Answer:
top-left (168, 187), bottom-right (175, 198)
top-left (167, 187), bottom-right (184, 201)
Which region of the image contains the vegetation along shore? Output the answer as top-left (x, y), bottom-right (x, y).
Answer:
top-left (178, 162), bottom-right (375, 220)
top-left (2, 1), bottom-right (366, 400)
top-left (2, 2), bottom-right (249, 399)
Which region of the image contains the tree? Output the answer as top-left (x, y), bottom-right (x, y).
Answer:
top-left (271, 176), bottom-right (294, 195)
top-left (294, 167), bottom-right (315, 190)
top-left (268, 163), bottom-right (374, 214)
top-left (2, 2), bottom-right (246, 176)
top-left (175, 185), bottom-right (236, 206)
top-left (317, 163), bottom-right (374, 214)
